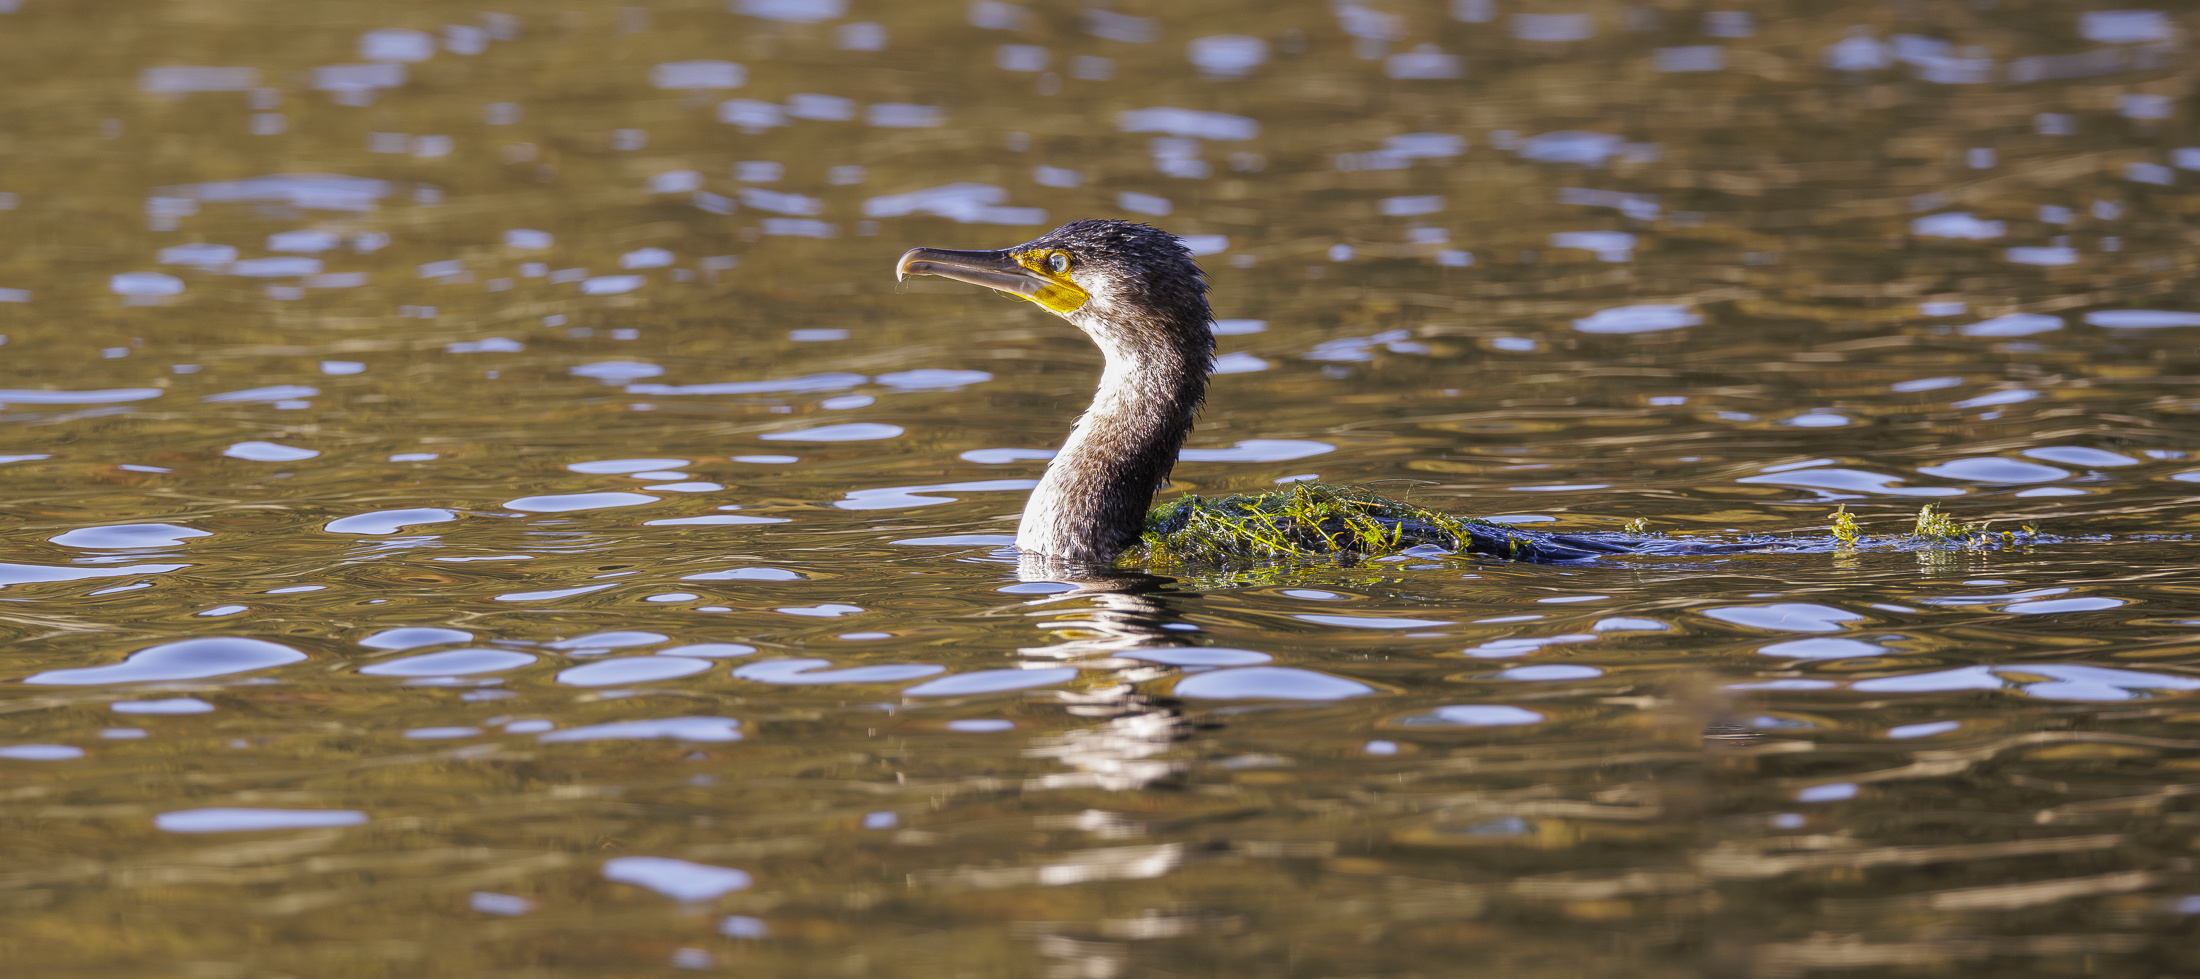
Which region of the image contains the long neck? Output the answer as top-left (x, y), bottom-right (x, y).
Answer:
top-left (1017, 325), bottom-right (1210, 564)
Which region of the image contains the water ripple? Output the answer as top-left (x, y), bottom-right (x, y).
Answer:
top-left (25, 638), bottom-right (306, 685)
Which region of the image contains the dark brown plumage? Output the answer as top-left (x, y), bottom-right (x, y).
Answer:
top-left (898, 220), bottom-right (1214, 565)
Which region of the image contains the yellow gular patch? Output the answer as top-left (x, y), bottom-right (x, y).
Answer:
top-left (1013, 251), bottom-right (1090, 314)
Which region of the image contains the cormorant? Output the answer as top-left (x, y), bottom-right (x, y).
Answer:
top-left (900, 220), bottom-right (1213, 565)
top-left (896, 220), bottom-right (1992, 569)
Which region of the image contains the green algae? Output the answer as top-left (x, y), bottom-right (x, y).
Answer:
top-left (1911, 502), bottom-right (1988, 540)
top-left (1825, 502), bottom-right (2043, 553)
top-left (1135, 482), bottom-right (1506, 565)
top-left (1133, 485), bottom-right (2047, 568)
top-left (1829, 504), bottom-right (1861, 549)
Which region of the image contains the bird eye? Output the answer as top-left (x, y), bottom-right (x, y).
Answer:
top-left (1046, 251), bottom-right (1070, 275)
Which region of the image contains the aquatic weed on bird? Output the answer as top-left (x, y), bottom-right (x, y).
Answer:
top-left (1133, 481), bottom-right (1516, 565)
top-left (1134, 485), bottom-right (2055, 567)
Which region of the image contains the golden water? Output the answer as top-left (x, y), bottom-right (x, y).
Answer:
top-left (3, 1), bottom-right (2199, 975)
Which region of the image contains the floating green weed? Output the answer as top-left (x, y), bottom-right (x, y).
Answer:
top-left (1134, 487), bottom-right (2043, 567)
top-left (1912, 503), bottom-right (1988, 540)
top-left (1136, 482), bottom-right (1505, 566)
top-left (1829, 504), bottom-right (1860, 548)
top-left (1843, 503), bottom-right (2028, 551)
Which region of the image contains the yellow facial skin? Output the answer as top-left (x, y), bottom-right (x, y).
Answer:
top-left (895, 244), bottom-right (1090, 315)
top-left (1010, 249), bottom-right (1090, 315)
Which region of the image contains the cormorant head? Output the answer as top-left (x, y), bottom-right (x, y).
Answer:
top-left (897, 219), bottom-right (1212, 350)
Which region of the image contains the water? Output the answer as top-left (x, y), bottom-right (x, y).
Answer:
top-left (4, 1), bottom-right (2200, 975)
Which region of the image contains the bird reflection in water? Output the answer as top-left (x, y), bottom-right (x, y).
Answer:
top-left (1007, 563), bottom-right (1200, 793)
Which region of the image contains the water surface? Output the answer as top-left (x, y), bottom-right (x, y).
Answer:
top-left (4, 1), bottom-right (2200, 976)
